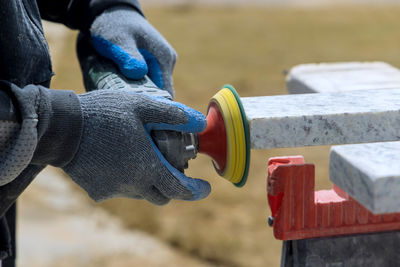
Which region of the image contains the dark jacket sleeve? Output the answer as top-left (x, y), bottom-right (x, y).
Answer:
top-left (36, 0), bottom-right (143, 30)
top-left (0, 81), bottom-right (83, 186)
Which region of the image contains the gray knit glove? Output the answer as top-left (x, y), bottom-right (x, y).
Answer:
top-left (90, 6), bottom-right (177, 97)
top-left (63, 89), bottom-right (210, 204)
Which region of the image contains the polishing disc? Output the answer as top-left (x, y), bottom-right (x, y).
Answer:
top-left (209, 85), bottom-right (250, 187)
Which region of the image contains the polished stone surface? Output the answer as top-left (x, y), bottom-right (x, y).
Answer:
top-left (286, 62), bottom-right (400, 94)
top-left (241, 88), bottom-right (400, 149)
top-left (330, 142), bottom-right (400, 214)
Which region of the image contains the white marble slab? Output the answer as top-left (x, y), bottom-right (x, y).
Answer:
top-left (241, 88), bottom-right (400, 149)
top-left (286, 62), bottom-right (400, 94)
top-left (330, 142), bottom-right (400, 214)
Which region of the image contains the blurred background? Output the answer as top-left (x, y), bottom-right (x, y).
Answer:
top-left (17, 0), bottom-right (400, 266)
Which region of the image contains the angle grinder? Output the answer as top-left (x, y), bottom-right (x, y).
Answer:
top-left (77, 34), bottom-right (250, 187)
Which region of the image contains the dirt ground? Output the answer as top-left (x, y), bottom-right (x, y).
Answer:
top-left (17, 5), bottom-right (400, 267)
top-left (18, 167), bottom-right (209, 267)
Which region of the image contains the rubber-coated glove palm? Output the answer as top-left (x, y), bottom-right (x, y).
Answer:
top-left (90, 6), bottom-right (177, 97)
top-left (63, 89), bottom-right (210, 204)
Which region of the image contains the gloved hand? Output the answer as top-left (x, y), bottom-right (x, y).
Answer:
top-left (90, 6), bottom-right (177, 97)
top-left (63, 89), bottom-right (210, 204)
top-left (7, 82), bottom-right (210, 205)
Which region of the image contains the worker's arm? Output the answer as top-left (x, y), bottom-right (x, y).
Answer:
top-left (0, 81), bottom-right (82, 187)
top-left (0, 82), bottom-right (210, 204)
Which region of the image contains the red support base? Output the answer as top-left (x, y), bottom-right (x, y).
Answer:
top-left (267, 156), bottom-right (400, 241)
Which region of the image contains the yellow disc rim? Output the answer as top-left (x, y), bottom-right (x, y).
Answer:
top-left (211, 88), bottom-right (246, 183)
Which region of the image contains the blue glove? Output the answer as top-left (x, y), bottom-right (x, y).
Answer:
top-left (90, 6), bottom-right (177, 97)
top-left (63, 89), bottom-right (211, 204)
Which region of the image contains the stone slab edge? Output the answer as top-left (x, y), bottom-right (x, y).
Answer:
top-left (330, 141), bottom-right (400, 214)
top-left (286, 62), bottom-right (400, 94)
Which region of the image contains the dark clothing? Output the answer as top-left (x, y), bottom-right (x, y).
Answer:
top-left (37, 0), bottom-right (143, 30)
top-left (0, 0), bottom-right (142, 261)
top-left (0, 0), bottom-right (52, 87)
top-left (0, 0), bottom-right (142, 88)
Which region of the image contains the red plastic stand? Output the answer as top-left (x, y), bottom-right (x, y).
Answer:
top-left (267, 156), bottom-right (400, 240)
